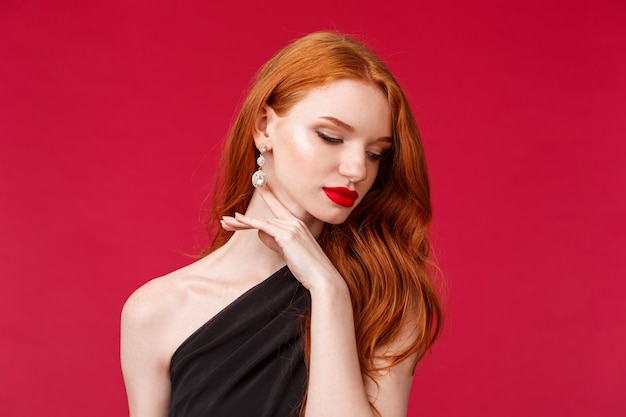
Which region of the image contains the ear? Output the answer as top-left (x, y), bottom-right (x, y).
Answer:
top-left (253, 104), bottom-right (277, 151)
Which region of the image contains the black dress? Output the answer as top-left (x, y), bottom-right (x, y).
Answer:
top-left (168, 266), bottom-right (310, 417)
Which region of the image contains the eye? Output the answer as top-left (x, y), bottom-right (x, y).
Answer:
top-left (366, 151), bottom-right (386, 161)
top-left (316, 130), bottom-right (343, 144)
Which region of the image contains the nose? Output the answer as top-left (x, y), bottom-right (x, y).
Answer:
top-left (338, 151), bottom-right (368, 183)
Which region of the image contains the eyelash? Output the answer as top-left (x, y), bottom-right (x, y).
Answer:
top-left (316, 131), bottom-right (386, 161)
top-left (316, 130), bottom-right (342, 144)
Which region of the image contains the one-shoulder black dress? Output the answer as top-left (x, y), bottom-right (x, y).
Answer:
top-left (168, 266), bottom-right (310, 417)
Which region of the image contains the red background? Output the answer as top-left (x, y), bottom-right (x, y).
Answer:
top-left (1, 1), bottom-right (625, 416)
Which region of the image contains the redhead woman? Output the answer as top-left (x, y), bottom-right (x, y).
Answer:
top-left (121, 31), bottom-right (442, 417)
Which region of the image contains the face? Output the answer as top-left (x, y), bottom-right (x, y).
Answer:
top-left (255, 78), bottom-right (393, 227)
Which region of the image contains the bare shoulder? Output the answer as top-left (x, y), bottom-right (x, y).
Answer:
top-left (122, 270), bottom-right (185, 331)
top-left (120, 264), bottom-right (204, 417)
top-left (120, 258), bottom-right (219, 335)
top-left (121, 269), bottom-right (190, 365)
top-left (121, 254), bottom-right (263, 364)
top-left (121, 259), bottom-right (220, 379)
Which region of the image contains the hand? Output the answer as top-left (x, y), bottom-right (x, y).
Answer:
top-left (220, 187), bottom-right (344, 292)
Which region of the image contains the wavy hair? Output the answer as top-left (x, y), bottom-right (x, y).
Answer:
top-left (206, 31), bottom-right (442, 404)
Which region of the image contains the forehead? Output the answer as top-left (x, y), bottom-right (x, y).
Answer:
top-left (286, 79), bottom-right (393, 138)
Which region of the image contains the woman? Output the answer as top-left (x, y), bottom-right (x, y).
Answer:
top-left (121, 31), bottom-right (442, 417)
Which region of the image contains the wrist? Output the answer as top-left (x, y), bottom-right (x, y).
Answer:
top-left (308, 275), bottom-right (351, 302)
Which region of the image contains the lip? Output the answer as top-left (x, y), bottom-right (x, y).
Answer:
top-left (323, 187), bottom-right (359, 208)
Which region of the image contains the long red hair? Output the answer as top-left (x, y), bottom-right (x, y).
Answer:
top-left (207, 30), bottom-right (442, 399)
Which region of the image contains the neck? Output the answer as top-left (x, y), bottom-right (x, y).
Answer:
top-left (212, 190), bottom-right (324, 280)
top-left (245, 190), bottom-right (325, 239)
top-left (216, 228), bottom-right (287, 278)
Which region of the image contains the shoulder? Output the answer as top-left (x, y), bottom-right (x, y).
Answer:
top-left (121, 262), bottom-right (210, 370)
top-left (120, 270), bottom-right (195, 416)
top-left (120, 255), bottom-right (240, 358)
top-left (122, 255), bottom-right (218, 319)
top-left (122, 272), bottom-right (183, 331)
top-left (120, 271), bottom-right (189, 370)
top-left (120, 257), bottom-right (216, 346)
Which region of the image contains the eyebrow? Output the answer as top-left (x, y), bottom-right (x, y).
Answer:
top-left (319, 116), bottom-right (393, 142)
top-left (320, 116), bottom-right (354, 132)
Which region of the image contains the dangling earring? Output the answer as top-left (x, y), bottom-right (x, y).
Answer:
top-left (251, 144), bottom-right (267, 188)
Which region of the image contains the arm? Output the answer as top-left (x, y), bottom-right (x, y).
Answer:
top-left (305, 279), bottom-right (417, 417)
top-left (120, 286), bottom-right (172, 417)
top-left (222, 186), bottom-right (419, 417)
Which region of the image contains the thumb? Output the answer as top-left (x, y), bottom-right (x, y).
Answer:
top-left (257, 230), bottom-right (284, 256)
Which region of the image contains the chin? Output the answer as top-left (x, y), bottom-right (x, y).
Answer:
top-left (317, 211), bottom-right (352, 225)
top-left (322, 219), bottom-right (343, 226)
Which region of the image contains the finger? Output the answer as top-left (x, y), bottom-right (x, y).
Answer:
top-left (220, 220), bottom-right (244, 232)
top-left (230, 213), bottom-right (287, 255)
top-left (232, 212), bottom-right (275, 231)
top-left (220, 216), bottom-right (255, 231)
top-left (257, 230), bottom-right (284, 256)
top-left (234, 212), bottom-right (298, 243)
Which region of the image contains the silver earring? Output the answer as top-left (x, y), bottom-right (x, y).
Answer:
top-left (251, 144), bottom-right (267, 188)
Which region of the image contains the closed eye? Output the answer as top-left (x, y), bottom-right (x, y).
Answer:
top-left (316, 130), bottom-right (343, 144)
top-left (367, 151), bottom-right (385, 161)
top-left (317, 130), bottom-right (388, 162)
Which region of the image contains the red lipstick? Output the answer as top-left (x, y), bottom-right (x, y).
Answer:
top-left (323, 187), bottom-right (359, 208)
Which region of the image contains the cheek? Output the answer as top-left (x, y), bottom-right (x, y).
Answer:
top-left (278, 130), bottom-right (322, 169)
top-left (292, 142), bottom-right (319, 166)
